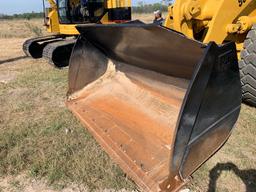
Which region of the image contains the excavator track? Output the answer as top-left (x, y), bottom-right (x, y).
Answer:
top-left (42, 38), bottom-right (76, 68)
top-left (23, 35), bottom-right (65, 58)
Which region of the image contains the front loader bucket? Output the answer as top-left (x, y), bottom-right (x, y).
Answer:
top-left (66, 24), bottom-right (242, 191)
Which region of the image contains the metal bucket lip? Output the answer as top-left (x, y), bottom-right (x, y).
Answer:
top-left (75, 21), bottom-right (204, 44)
top-left (74, 22), bottom-right (206, 80)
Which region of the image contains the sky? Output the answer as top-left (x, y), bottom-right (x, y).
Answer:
top-left (0, 0), bottom-right (162, 15)
top-left (0, 0), bottom-right (43, 15)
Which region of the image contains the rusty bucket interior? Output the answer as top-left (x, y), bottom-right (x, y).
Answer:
top-left (66, 24), bottom-right (241, 191)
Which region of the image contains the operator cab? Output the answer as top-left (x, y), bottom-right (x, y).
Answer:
top-left (56, 0), bottom-right (131, 24)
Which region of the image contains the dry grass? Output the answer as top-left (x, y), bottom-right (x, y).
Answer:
top-left (132, 12), bottom-right (168, 23)
top-left (0, 17), bottom-right (255, 192)
top-left (132, 13), bottom-right (154, 23)
top-left (0, 19), bottom-right (48, 38)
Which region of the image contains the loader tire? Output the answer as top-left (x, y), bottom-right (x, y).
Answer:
top-left (239, 25), bottom-right (256, 106)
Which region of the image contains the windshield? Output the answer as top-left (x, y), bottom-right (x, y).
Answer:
top-left (58, 0), bottom-right (71, 23)
top-left (57, 0), bottom-right (106, 24)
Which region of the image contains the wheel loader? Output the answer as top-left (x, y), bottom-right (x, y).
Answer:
top-left (162, 0), bottom-right (256, 106)
top-left (23, 0), bottom-right (131, 67)
top-left (64, 0), bottom-right (247, 191)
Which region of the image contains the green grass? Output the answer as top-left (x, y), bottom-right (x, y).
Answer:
top-left (0, 60), bottom-right (136, 191)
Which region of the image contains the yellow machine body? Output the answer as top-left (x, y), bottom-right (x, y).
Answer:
top-left (46, 0), bottom-right (61, 33)
top-left (164, 0), bottom-right (256, 57)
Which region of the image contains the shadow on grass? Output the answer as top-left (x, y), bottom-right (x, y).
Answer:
top-left (0, 56), bottom-right (28, 64)
top-left (207, 162), bottom-right (256, 192)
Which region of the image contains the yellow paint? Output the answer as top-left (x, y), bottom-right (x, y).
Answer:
top-left (100, 13), bottom-right (115, 24)
top-left (46, 8), bottom-right (60, 33)
top-left (59, 24), bottom-right (80, 35)
top-left (164, 0), bottom-right (256, 54)
top-left (107, 0), bottom-right (131, 9)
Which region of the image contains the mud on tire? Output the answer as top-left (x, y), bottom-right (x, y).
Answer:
top-left (239, 24), bottom-right (256, 106)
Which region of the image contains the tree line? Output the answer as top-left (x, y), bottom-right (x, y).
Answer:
top-left (0, 12), bottom-right (44, 20)
top-left (132, 2), bottom-right (169, 13)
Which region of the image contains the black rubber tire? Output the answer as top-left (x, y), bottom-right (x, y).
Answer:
top-left (239, 24), bottom-right (256, 106)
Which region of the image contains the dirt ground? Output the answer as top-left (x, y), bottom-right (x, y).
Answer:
top-left (0, 18), bottom-right (255, 192)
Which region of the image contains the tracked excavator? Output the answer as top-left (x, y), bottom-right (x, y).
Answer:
top-left (23, 0), bottom-right (131, 67)
top-left (64, 0), bottom-right (253, 191)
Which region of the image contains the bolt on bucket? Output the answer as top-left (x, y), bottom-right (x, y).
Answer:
top-left (66, 24), bottom-right (241, 192)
